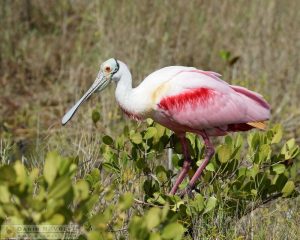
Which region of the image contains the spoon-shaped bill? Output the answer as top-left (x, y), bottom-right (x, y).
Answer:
top-left (61, 94), bottom-right (88, 125)
top-left (61, 73), bottom-right (109, 125)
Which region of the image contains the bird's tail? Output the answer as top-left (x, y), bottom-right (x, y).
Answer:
top-left (247, 121), bottom-right (268, 130)
top-left (231, 85), bottom-right (270, 128)
top-left (230, 85), bottom-right (270, 110)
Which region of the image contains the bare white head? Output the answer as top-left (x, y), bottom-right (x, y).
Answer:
top-left (62, 58), bottom-right (125, 125)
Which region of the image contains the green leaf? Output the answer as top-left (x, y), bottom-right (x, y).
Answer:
top-left (174, 143), bottom-right (182, 155)
top-left (118, 192), bottom-right (133, 210)
top-left (251, 189), bottom-right (258, 196)
top-left (282, 180), bottom-right (295, 197)
top-left (161, 203), bottom-right (169, 221)
top-left (129, 216), bottom-right (148, 239)
top-left (219, 50), bottom-right (231, 61)
top-left (258, 144), bottom-right (271, 163)
top-left (149, 193), bottom-right (166, 205)
top-left (287, 138), bottom-right (296, 149)
top-left (58, 158), bottom-right (72, 176)
top-left (149, 232), bottom-right (161, 240)
top-left (87, 231), bottom-right (102, 240)
top-left (0, 165), bottom-right (16, 184)
top-left (102, 162), bottom-right (120, 173)
top-left (224, 135), bottom-right (233, 146)
top-left (85, 194), bottom-right (100, 212)
top-left (218, 144), bottom-right (231, 163)
top-left (14, 161), bottom-right (27, 185)
top-left (90, 210), bottom-right (112, 229)
top-left (249, 132), bottom-right (260, 150)
top-left (44, 151), bottom-right (61, 186)
top-left (234, 134), bottom-right (244, 148)
top-left (47, 214), bottom-right (65, 224)
top-left (190, 194), bottom-right (204, 212)
top-left (115, 135), bottom-right (125, 148)
top-left (85, 169), bottom-right (101, 187)
top-left (146, 118), bottom-right (154, 125)
top-left (271, 124), bottom-right (282, 143)
top-left (144, 127), bottom-right (158, 140)
top-left (48, 176), bottom-right (72, 199)
top-left (0, 185), bottom-right (10, 203)
top-left (205, 163), bottom-right (215, 172)
top-left (144, 207), bottom-right (161, 230)
top-left (92, 109), bottom-right (101, 124)
top-left (44, 198), bottom-right (64, 219)
top-left (74, 180), bottom-right (90, 202)
top-left (274, 174), bottom-right (288, 191)
top-left (29, 168), bottom-right (39, 181)
top-left (155, 166), bottom-right (168, 183)
top-left (155, 124), bottom-right (166, 139)
top-left (281, 138), bottom-right (299, 160)
top-left (123, 126), bottom-right (130, 136)
top-left (204, 196), bottom-right (217, 213)
top-left (102, 135), bottom-right (114, 145)
top-left (130, 132), bottom-right (143, 144)
top-left (247, 164), bottom-right (259, 178)
top-left (31, 198), bottom-right (46, 212)
top-left (161, 222), bottom-right (185, 240)
top-left (290, 146), bottom-right (300, 158)
top-left (272, 164), bottom-right (286, 175)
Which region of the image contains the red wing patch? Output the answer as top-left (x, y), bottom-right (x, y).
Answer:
top-left (158, 88), bottom-right (215, 111)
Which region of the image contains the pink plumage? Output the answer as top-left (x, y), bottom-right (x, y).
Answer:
top-left (150, 68), bottom-right (270, 137)
top-left (62, 59), bottom-right (271, 196)
top-left (143, 67), bottom-right (270, 195)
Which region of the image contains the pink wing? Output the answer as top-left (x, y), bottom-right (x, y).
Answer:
top-left (154, 69), bottom-right (270, 134)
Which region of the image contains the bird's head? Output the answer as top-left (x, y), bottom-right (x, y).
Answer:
top-left (61, 58), bottom-right (121, 125)
top-left (101, 58), bottom-right (121, 82)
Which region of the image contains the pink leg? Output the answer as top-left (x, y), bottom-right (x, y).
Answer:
top-left (169, 135), bottom-right (192, 195)
top-left (186, 132), bottom-right (215, 194)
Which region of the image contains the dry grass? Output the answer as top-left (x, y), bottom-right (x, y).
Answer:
top-left (1, 1), bottom-right (300, 239)
top-left (237, 196), bottom-right (300, 240)
top-left (1, 1), bottom-right (300, 139)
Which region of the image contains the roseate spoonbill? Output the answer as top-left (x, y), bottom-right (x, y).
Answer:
top-left (62, 58), bottom-right (270, 195)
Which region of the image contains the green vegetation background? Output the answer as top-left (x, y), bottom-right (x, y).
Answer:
top-left (0, 1), bottom-right (300, 239)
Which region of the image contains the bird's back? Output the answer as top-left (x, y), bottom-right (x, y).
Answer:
top-left (142, 66), bottom-right (270, 135)
top-left (138, 66), bottom-right (195, 88)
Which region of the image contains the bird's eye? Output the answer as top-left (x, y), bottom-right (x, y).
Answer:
top-left (105, 66), bottom-right (111, 72)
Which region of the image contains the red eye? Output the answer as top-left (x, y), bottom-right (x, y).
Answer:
top-left (105, 66), bottom-right (111, 72)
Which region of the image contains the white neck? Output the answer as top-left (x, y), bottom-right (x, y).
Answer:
top-left (115, 62), bottom-right (133, 95)
top-left (115, 62), bottom-right (151, 118)
top-left (115, 61), bottom-right (133, 107)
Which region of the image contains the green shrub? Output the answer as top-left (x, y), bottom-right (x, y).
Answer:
top-left (0, 123), bottom-right (299, 239)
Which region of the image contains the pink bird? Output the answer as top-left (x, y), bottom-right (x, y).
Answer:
top-left (62, 58), bottom-right (270, 196)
